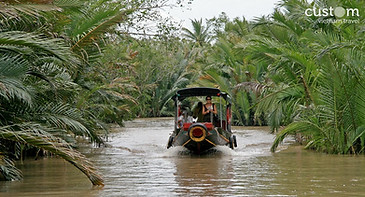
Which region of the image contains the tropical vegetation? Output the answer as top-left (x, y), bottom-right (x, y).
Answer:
top-left (0, 0), bottom-right (189, 185)
top-left (190, 0), bottom-right (365, 154)
top-left (1, 0), bottom-right (365, 187)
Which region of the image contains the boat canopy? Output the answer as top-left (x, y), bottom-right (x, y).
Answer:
top-left (172, 87), bottom-right (231, 103)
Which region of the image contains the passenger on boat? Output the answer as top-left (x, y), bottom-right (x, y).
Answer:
top-left (177, 104), bottom-right (189, 128)
top-left (202, 96), bottom-right (217, 122)
top-left (192, 102), bottom-right (204, 122)
top-left (186, 111), bottom-right (194, 123)
top-left (177, 113), bottom-right (183, 128)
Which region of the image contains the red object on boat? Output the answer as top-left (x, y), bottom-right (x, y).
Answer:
top-left (204, 122), bottom-right (213, 130)
top-left (226, 107), bottom-right (231, 124)
top-left (183, 123), bottom-right (192, 131)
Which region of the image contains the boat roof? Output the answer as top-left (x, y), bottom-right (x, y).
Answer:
top-left (172, 87), bottom-right (230, 102)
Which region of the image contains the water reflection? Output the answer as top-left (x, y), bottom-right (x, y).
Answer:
top-left (267, 147), bottom-right (365, 196)
top-left (0, 158), bottom-right (96, 197)
top-left (172, 153), bottom-right (234, 196)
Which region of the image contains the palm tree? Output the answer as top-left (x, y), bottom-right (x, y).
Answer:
top-left (0, 54), bottom-right (104, 184)
top-left (118, 38), bottom-right (193, 117)
top-left (182, 19), bottom-right (211, 46)
top-left (243, 5), bottom-right (320, 132)
top-left (194, 18), bottom-right (265, 126)
top-left (243, 0), bottom-right (365, 154)
top-left (271, 46), bottom-right (365, 153)
top-left (0, 1), bottom-right (104, 185)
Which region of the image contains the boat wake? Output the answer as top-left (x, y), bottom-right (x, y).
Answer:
top-left (163, 145), bottom-right (235, 158)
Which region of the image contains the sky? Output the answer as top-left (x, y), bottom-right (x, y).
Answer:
top-left (166, 0), bottom-right (282, 28)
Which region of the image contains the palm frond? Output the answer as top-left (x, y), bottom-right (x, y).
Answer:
top-left (71, 8), bottom-right (134, 51)
top-left (0, 124), bottom-right (104, 186)
top-left (271, 120), bottom-right (323, 152)
top-left (0, 155), bottom-right (22, 181)
top-left (0, 31), bottom-right (78, 68)
top-left (234, 82), bottom-right (267, 94)
top-left (55, 0), bottom-right (84, 8)
top-left (0, 55), bottom-right (32, 105)
top-left (182, 19), bottom-right (211, 46)
top-left (31, 103), bottom-right (103, 143)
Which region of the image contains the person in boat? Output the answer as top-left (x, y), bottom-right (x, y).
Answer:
top-left (186, 111), bottom-right (194, 123)
top-left (177, 104), bottom-right (189, 128)
top-left (202, 96), bottom-right (217, 122)
top-left (192, 101), bottom-right (204, 122)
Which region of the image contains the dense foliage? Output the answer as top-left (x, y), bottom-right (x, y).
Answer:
top-left (0, 0), bottom-right (189, 185)
top-left (191, 0), bottom-right (365, 154)
top-left (97, 0), bottom-right (365, 154)
top-left (1, 0), bottom-right (364, 186)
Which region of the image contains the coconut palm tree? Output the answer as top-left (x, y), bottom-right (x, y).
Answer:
top-left (182, 19), bottom-right (211, 47)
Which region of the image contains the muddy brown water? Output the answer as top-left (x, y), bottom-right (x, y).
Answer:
top-left (1, 117), bottom-right (365, 196)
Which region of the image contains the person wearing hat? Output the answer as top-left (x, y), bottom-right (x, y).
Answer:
top-left (202, 96), bottom-right (217, 122)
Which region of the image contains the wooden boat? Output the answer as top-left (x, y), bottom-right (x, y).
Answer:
top-left (167, 87), bottom-right (237, 153)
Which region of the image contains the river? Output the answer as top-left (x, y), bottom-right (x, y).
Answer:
top-left (1, 117), bottom-right (365, 196)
